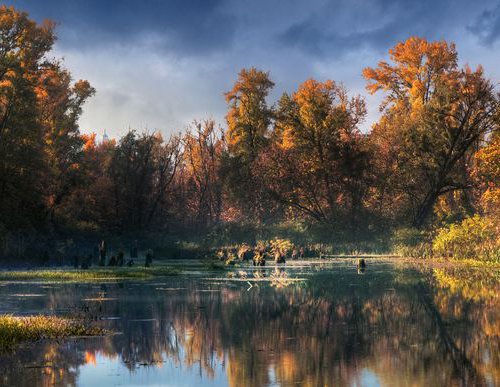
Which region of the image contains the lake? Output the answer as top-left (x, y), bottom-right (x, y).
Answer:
top-left (0, 260), bottom-right (498, 386)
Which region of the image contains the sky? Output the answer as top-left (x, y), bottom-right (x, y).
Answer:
top-left (6, 0), bottom-right (500, 138)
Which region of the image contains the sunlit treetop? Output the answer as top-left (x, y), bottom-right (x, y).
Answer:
top-left (474, 133), bottom-right (500, 217)
top-left (275, 79), bottom-right (366, 151)
top-left (363, 37), bottom-right (461, 111)
top-left (0, 5), bottom-right (55, 70)
top-left (224, 67), bottom-right (274, 158)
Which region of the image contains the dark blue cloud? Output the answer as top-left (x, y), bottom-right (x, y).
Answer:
top-left (279, 0), bottom-right (487, 57)
top-left (6, 0), bottom-right (499, 58)
top-left (4, 0), bottom-right (499, 136)
top-left (468, 2), bottom-right (500, 45)
top-left (7, 0), bottom-right (237, 54)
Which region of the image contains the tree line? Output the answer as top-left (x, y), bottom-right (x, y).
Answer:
top-left (0, 6), bottom-right (499, 254)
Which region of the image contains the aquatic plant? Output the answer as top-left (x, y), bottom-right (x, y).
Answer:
top-left (269, 238), bottom-right (294, 257)
top-left (0, 315), bottom-right (105, 350)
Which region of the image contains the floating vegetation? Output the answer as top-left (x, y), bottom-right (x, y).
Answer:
top-left (8, 294), bottom-right (45, 297)
top-left (155, 287), bottom-right (187, 291)
top-left (203, 267), bottom-right (306, 289)
top-left (81, 298), bottom-right (118, 302)
top-left (0, 314), bottom-right (106, 350)
top-left (0, 266), bottom-right (180, 282)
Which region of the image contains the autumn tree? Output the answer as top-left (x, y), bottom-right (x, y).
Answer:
top-left (364, 37), bottom-right (499, 227)
top-left (181, 120), bottom-right (225, 229)
top-left (225, 67), bottom-right (274, 159)
top-left (0, 6), bottom-right (55, 231)
top-left (473, 132), bottom-right (500, 225)
top-left (37, 62), bottom-right (95, 227)
top-left (221, 67), bottom-right (274, 220)
top-left (107, 131), bottom-right (181, 232)
top-left (258, 79), bottom-right (369, 227)
top-left (148, 133), bottom-right (182, 230)
top-left (0, 6), bottom-right (95, 240)
top-left (60, 134), bottom-right (116, 231)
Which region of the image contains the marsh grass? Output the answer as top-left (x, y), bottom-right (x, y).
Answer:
top-left (0, 266), bottom-right (180, 282)
top-left (0, 315), bottom-right (105, 350)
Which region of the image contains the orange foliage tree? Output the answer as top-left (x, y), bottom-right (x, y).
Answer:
top-left (221, 68), bottom-right (275, 220)
top-left (0, 6), bottom-right (94, 234)
top-left (37, 62), bottom-right (95, 226)
top-left (257, 79), bottom-right (370, 227)
top-left (364, 37), bottom-right (499, 227)
top-left (473, 133), bottom-right (500, 226)
top-left (181, 120), bottom-right (225, 229)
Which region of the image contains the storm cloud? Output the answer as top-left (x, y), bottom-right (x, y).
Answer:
top-left (6, 0), bottom-right (500, 137)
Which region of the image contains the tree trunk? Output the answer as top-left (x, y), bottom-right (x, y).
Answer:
top-left (413, 189), bottom-right (440, 229)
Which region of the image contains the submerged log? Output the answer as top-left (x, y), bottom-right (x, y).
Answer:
top-left (252, 250), bottom-right (266, 266)
top-left (98, 240), bottom-right (106, 266)
top-left (145, 249), bottom-right (153, 267)
top-left (117, 251), bottom-right (124, 266)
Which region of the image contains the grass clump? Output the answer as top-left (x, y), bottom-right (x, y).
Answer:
top-left (0, 314), bottom-right (105, 350)
top-left (0, 266), bottom-right (180, 282)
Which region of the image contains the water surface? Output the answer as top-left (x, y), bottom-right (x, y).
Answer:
top-left (0, 260), bottom-right (498, 386)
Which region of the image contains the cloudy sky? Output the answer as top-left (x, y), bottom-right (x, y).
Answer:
top-left (7, 0), bottom-right (500, 137)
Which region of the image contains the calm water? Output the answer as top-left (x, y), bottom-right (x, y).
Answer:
top-left (0, 261), bottom-right (498, 387)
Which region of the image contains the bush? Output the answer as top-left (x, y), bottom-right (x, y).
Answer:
top-left (432, 215), bottom-right (499, 261)
top-left (269, 238), bottom-right (294, 256)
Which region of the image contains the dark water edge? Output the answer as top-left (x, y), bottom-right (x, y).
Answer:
top-left (0, 260), bottom-right (498, 387)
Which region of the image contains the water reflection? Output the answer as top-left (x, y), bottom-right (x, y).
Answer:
top-left (0, 262), bottom-right (498, 387)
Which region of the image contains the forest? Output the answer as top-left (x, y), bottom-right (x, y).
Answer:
top-left (0, 5), bottom-right (499, 263)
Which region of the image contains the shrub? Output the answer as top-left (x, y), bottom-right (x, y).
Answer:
top-left (269, 238), bottom-right (294, 257)
top-left (432, 215), bottom-right (499, 261)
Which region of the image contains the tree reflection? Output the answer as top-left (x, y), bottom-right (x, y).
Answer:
top-left (0, 264), bottom-right (498, 386)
